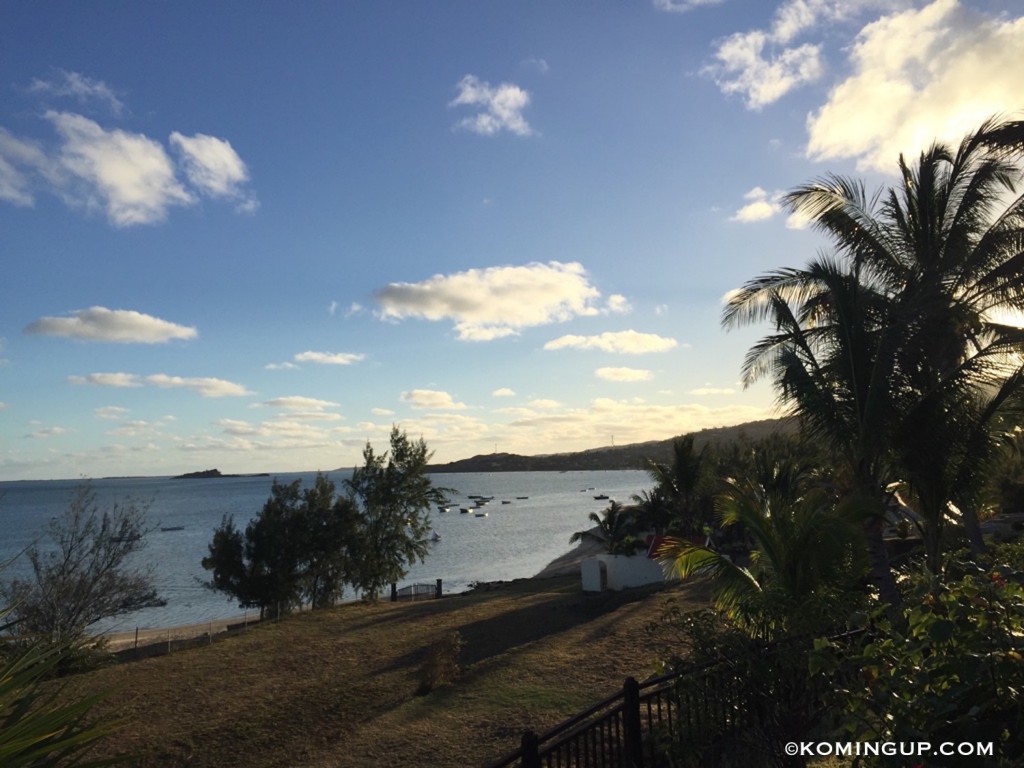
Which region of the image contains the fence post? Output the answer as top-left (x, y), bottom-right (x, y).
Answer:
top-left (520, 729), bottom-right (541, 768)
top-left (391, 582), bottom-right (398, 602)
top-left (623, 676), bottom-right (644, 767)
top-left (435, 578), bottom-right (443, 598)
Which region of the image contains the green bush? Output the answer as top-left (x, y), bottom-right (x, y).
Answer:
top-left (812, 555), bottom-right (1024, 766)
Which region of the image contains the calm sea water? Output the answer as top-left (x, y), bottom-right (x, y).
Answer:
top-left (0, 470), bottom-right (651, 635)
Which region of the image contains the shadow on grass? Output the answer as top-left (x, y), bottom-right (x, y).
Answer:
top-left (375, 581), bottom-right (671, 677)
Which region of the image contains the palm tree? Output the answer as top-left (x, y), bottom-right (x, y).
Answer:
top-left (725, 116), bottom-right (1024, 593)
top-left (725, 256), bottom-right (905, 605)
top-left (658, 457), bottom-right (863, 636)
top-left (569, 501), bottom-right (645, 556)
top-left (643, 435), bottom-right (713, 535)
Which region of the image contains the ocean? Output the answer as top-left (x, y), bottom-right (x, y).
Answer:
top-left (0, 470), bottom-right (651, 636)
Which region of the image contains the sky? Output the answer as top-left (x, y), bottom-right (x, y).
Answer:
top-left (1, 0), bottom-right (1022, 481)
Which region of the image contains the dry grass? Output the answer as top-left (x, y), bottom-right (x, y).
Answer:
top-left (59, 575), bottom-right (710, 767)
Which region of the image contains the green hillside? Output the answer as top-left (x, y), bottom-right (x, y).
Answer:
top-left (427, 417), bottom-right (793, 473)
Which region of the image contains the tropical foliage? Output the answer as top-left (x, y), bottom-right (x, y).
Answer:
top-left (569, 501), bottom-right (646, 556)
top-left (723, 115), bottom-right (1024, 595)
top-left (659, 456), bottom-right (864, 636)
top-left (645, 117), bottom-right (1024, 766)
top-left (812, 550), bottom-right (1024, 767)
top-left (638, 436), bottom-right (715, 535)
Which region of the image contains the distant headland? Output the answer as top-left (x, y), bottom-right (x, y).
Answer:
top-left (426, 417), bottom-right (793, 473)
top-left (172, 468), bottom-right (271, 480)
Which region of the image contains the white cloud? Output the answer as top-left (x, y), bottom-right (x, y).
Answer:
top-left (806, 0), bottom-right (1024, 172)
top-left (689, 387), bottom-right (737, 395)
top-left (376, 261), bottom-right (606, 341)
top-left (0, 98), bottom-right (255, 224)
top-left (450, 75), bottom-right (534, 137)
top-left (492, 387), bottom-right (516, 398)
top-left (522, 57), bottom-right (550, 74)
top-left (401, 389), bottom-right (467, 410)
top-left (654, 0), bottom-right (725, 12)
top-left (94, 406), bottom-right (129, 420)
top-left (527, 398), bottom-right (561, 410)
top-left (69, 372), bottom-right (142, 388)
top-left (169, 131), bottom-right (253, 204)
top-left (371, 407), bottom-right (395, 417)
top-left (495, 397), bottom-right (774, 456)
top-left (704, 0), bottom-right (900, 109)
top-left (25, 306), bottom-right (197, 343)
top-left (731, 187), bottom-right (783, 222)
top-left (544, 329), bottom-right (678, 354)
top-left (596, 367), bottom-right (653, 382)
top-left (145, 374), bottom-right (252, 398)
top-left (26, 426), bottom-right (68, 439)
top-left (604, 294), bottom-right (632, 315)
top-left (294, 351), bottom-right (365, 366)
top-left (265, 361), bottom-right (298, 371)
top-left (263, 396), bottom-right (340, 411)
top-left (29, 70), bottom-right (125, 116)
top-left (0, 129), bottom-right (53, 206)
top-left (47, 111), bottom-right (195, 226)
top-left (706, 32), bottom-right (824, 110)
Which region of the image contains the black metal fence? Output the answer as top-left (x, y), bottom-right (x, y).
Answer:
top-left (489, 633), bottom-right (858, 768)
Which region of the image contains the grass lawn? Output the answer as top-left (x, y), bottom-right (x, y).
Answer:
top-left (60, 575), bottom-right (711, 767)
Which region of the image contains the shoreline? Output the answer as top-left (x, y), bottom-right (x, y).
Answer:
top-left (98, 541), bottom-right (602, 651)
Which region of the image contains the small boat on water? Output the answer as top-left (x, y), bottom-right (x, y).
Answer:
top-left (475, 511), bottom-right (488, 517)
top-left (516, 496), bottom-right (529, 500)
top-left (501, 500), bottom-right (512, 504)
top-left (160, 526), bottom-right (185, 532)
top-left (593, 494), bottom-right (610, 501)
top-left (431, 532), bottom-right (442, 542)
top-left (437, 506), bottom-right (450, 513)
top-left (460, 507), bottom-right (472, 514)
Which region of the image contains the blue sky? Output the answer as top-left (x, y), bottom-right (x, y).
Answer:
top-left (2, 0), bottom-right (1022, 480)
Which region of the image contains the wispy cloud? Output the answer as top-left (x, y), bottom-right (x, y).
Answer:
top-left (376, 261), bottom-right (607, 341)
top-left (28, 70), bottom-right (125, 116)
top-left (25, 307), bottom-right (197, 343)
top-left (294, 351), bottom-right (366, 366)
top-left (450, 75), bottom-right (534, 137)
top-left (703, 0), bottom-right (897, 109)
top-left (94, 406), bottom-right (130, 420)
top-left (262, 396), bottom-right (340, 411)
top-left (653, 0), bottom-right (724, 13)
top-left (26, 425), bottom-right (69, 439)
top-left (69, 372), bottom-right (142, 388)
top-left (544, 329), bottom-right (678, 354)
top-left (71, 372), bottom-right (251, 397)
top-left (492, 387), bottom-right (516, 398)
top-left (169, 131), bottom-right (257, 210)
top-left (596, 367), bottom-right (653, 382)
top-left (145, 374), bottom-right (252, 398)
top-left (689, 386), bottom-right (736, 395)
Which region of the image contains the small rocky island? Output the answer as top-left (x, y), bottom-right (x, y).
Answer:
top-left (172, 468), bottom-right (270, 479)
